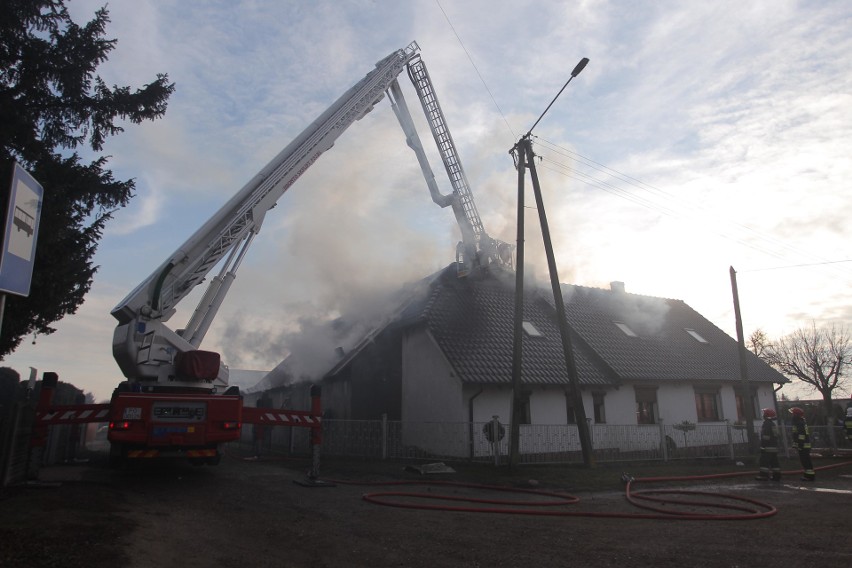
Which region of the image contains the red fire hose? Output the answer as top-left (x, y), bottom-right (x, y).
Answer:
top-left (332, 461), bottom-right (852, 521)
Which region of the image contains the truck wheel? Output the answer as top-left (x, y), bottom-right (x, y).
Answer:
top-left (206, 453), bottom-right (221, 466)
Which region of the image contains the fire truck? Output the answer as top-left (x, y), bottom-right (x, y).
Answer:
top-left (34, 41), bottom-right (510, 466)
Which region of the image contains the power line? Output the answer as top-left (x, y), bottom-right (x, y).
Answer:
top-left (431, 3), bottom-right (850, 281)
top-left (434, 0), bottom-right (516, 141)
top-left (740, 259), bottom-right (852, 273)
top-left (532, 137), bottom-right (852, 277)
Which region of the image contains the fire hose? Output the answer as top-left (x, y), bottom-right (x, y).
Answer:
top-left (328, 461), bottom-right (852, 521)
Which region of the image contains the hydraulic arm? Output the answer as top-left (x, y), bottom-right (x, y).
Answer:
top-left (111, 43), bottom-right (421, 388)
top-left (111, 41), bottom-right (511, 391)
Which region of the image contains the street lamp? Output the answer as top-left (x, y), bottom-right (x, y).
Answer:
top-left (509, 58), bottom-right (593, 468)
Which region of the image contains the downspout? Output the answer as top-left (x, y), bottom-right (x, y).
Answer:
top-left (468, 387), bottom-right (484, 460)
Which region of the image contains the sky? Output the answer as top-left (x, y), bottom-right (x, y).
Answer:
top-left (2, 0), bottom-right (850, 402)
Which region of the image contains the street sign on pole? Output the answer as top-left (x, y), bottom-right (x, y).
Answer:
top-left (0, 162), bottom-right (43, 297)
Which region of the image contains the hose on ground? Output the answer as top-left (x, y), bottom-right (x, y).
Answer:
top-left (328, 460), bottom-right (852, 521)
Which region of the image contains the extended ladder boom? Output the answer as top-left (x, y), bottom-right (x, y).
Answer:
top-left (389, 55), bottom-right (513, 275)
top-left (111, 43), bottom-right (420, 386)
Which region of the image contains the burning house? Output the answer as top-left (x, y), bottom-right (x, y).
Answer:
top-left (251, 263), bottom-right (787, 454)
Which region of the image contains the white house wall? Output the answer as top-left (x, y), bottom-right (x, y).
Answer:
top-left (464, 385), bottom-right (595, 426)
top-left (401, 327), bottom-right (465, 424)
top-left (460, 382), bottom-right (778, 428)
top-left (600, 387), bottom-right (636, 424)
top-left (465, 387), bottom-right (511, 424)
top-left (657, 384), bottom-right (696, 424)
top-left (530, 387), bottom-right (569, 424)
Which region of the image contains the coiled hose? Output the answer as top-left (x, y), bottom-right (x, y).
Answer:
top-left (331, 461), bottom-right (852, 521)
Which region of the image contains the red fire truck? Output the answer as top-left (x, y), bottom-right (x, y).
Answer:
top-left (35, 41), bottom-right (509, 467)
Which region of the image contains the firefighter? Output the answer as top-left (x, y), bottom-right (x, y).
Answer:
top-left (755, 408), bottom-right (781, 481)
top-left (789, 407), bottom-right (815, 481)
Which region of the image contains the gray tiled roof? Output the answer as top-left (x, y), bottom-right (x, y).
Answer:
top-left (558, 284), bottom-right (787, 384)
top-left (400, 265), bottom-right (787, 387)
top-left (399, 266), bottom-right (616, 387)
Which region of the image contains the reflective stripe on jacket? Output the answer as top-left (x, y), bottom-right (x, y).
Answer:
top-left (791, 415), bottom-right (811, 450)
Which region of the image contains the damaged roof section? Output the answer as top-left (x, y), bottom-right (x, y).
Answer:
top-left (256, 263), bottom-right (786, 391)
top-left (397, 266), bottom-right (617, 387)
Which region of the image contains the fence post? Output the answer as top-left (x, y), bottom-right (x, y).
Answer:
top-left (381, 413), bottom-right (388, 460)
top-left (659, 420), bottom-right (668, 461)
top-left (725, 420), bottom-right (734, 460)
top-left (491, 415), bottom-right (501, 466)
top-left (308, 385), bottom-right (322, 480)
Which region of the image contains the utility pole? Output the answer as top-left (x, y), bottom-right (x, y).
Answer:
top-left (730, 266), bottom-right (757, 453)
top-left (508, 136), bottom-right (526, 468)
top-left (508, 57), bottom-right (594, 468)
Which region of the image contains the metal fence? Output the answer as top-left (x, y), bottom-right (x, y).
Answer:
top-left (242, 419), bottom-right (852, 465)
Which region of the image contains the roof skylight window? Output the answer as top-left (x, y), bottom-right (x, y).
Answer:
top-left (522, 321), bottom-right (543, 337)
top-left (614, 321), bottom-right (637, 337)
top-left (685, 328), bottom-right (708, 343)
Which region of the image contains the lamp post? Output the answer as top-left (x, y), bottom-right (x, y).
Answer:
top-left (508, 58), bottom-right (594, 468)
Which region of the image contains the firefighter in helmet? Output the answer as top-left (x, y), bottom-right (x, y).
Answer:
top-left (789, 407), bottom-right (815, 481)
top-left (756, 408), bottom-right (781, 481)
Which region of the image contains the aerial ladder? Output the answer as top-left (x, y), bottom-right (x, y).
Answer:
top-left (33, 41), bottom-right (510, 465)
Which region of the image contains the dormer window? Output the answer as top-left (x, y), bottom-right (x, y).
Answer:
top-left (685, 328), bottom-right (708, 343)
top-left (614, 321), bottom-right (637, 337)
top-left (522, 321), bottom-right (543, 337)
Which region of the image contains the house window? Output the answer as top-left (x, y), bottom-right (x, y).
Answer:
top-left (695, 388), bottom-right (721, 421)
top-left (635, 387), bottom-right (658, 425)
top-left (593, 392), bottom-right (606, 423)
top-left (566, 405), bottom-right (576, 424)
top-left (522, 321), bottom-right (543, 337)
top-left (516, 396), bottom-right (531, 425)
top-left (565, 391), bottom-right (577, 424)
top-left (685, 328), bottom-right (708, 343)
top-left (735, 390), bottom-right (759, 422)
top-left (614, 321), bottom-right (637, 337)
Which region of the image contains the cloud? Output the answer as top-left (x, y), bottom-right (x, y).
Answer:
top-left (8, 0), bottom-right (851, 401)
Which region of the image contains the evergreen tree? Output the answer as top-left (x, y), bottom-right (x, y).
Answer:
top-left (0, 0), bottom-right (174, 356)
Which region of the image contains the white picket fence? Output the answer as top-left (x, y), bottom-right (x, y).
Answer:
top-left (240, 419), bottom-right (852, 465)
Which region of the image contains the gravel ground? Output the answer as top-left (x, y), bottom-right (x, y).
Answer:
top-left (2, 450), bottom-right (852, 568)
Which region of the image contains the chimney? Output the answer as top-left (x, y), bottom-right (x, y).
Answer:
top-left (610, 281), bottom-right (625, 293)
top-left (335, 346), bottom-right (345, 358)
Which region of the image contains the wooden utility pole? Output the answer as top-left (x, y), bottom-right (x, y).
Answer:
top-left (508, 56), bottom-right (592, 468)
top-left (730, 266), bottom-right (757, 453)
top-left (508, 136), bottom-right (526, 468)
top-left (522, 136), bottom-right (593, 467)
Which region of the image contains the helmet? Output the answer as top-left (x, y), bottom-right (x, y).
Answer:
top-left (789, 407), bottom-right (805, 417)
top-left (762, 408), bottom-right (777, 419)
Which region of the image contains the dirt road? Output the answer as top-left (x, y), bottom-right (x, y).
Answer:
top-left (3, 452), bottom-right (852, 567)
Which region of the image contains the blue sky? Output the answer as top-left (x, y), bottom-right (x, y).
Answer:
top-left (4, 0), bottom-right (850, 401)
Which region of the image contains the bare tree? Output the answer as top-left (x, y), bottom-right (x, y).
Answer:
top-left (748, 328), bottom-right (770, 359)
top-left (765, 322), bottom-right (851, 445)
top-left (748, 328), bottom-right (785, 393)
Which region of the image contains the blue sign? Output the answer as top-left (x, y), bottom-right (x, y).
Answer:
top-left (0, 163), bottom-right (44, 296)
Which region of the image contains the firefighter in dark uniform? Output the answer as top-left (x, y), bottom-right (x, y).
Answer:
top-left (789, 407), bottom-right (815, 481)
top-left (755, 408), bottom-right (781, 481)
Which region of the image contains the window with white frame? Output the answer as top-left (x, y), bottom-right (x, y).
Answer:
top-left (614, 321), bottom-right (637, 337)
top-left (635, 387), bottom-right (658, 424)
top-left (694, 387), bottom-right (721, 421)
top-left (685, 328), bottom-right (708, 343)
top-left (593, 392), bottom-right (606, 423)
